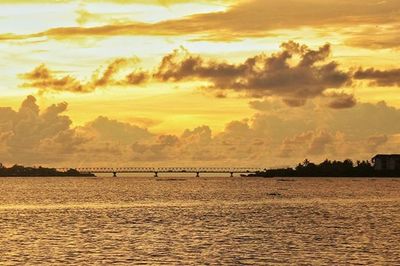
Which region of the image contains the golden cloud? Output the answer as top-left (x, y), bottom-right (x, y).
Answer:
top-left (20, 42), bottom-right (352, 107)
top-left (153, 42), bottom-right (351, 105)
top-left (345, 25), bottom-right (400, 49)
top-left (0, 0), bottom-right (230, 4)
top-left (20, 42), bottom-right (356, 107)
top-left (20, 58), bottom-right (147, 93)
top-left (2, 96), bottom-right (400, 166)
top-left (354, 68), bottom-right (400, 87)
top-left (325, 93), bottom-right (357, 109)
top-left (2, 0), bottom-right (400, 43)
top-left (20, 64), bottom-right (88, 93)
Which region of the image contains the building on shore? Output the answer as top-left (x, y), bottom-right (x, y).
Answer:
top-left (372, 154), bottom-right (400, 170)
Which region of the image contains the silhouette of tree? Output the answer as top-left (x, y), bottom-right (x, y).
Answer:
top-left (252, 158), bottom-right (399, 177)
top-left (0, 163), bottom-right (94, 177)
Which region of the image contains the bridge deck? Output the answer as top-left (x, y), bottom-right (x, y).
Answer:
top-left (57, 167), bottom-right (264, 176)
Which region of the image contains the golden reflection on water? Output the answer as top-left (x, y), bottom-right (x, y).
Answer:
top-left (0, 176), bottom-right (399, 264)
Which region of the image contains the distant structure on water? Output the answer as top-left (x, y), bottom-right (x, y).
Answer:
top-left (372, 154), bottom-right (400, 171)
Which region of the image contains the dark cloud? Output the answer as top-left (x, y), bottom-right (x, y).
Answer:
top-left (154, 46), bottom-right (244, 82)
top-left (92, 58), bottom-right (129, 87)
top-left (124, 70), bottom-right (149, 85)
top-left (20, 64), bottom-right (87, 93)
top-left (24, 41), bottom-right (400, 114)
top-left (20, 58), bottom-right (148, 93)
top-left (154, 42), bottom-right (351, 106)
top-left (282, 98), bottom-right (307, 107)
top-left (326, 93), bottom-right (357, 109)
top-left (20, 42), bottom-right (351, 105)
top-left (354, 68), bottom-right (400, 87)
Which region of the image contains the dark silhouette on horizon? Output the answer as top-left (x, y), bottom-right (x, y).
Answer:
top-left (0, 163), bottom-right (94, 177)
top-left (2, 157), bottom-right (400, 178)
top-left (251, 158), bottom-right (400, 178)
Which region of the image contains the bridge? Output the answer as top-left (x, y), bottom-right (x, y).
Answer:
top-left (57, 167), bottom-right (264, 177)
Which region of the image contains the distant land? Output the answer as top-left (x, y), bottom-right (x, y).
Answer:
top-left (1, 158), bottom-right (400, 177)
top-left (251, 159), bottom-right (400, 178)
top-left (0, 164), bottom-right (94, 177)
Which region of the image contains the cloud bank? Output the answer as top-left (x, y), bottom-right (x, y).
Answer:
top-left (20, 42), bottom-right (355, 108)
top-left (1, 96), bottom-right (400, 167)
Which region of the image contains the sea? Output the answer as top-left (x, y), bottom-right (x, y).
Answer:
top-left (0, 175), bottom-right (399, 265)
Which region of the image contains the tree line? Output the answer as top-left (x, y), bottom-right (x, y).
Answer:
top-left (0, 164), bottom-right (93, 177)
top-left (251, 159), bottom-right (400, 177)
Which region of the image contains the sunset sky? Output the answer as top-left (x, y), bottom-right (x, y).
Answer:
top-left (1, 0), bottom-right (400, 167)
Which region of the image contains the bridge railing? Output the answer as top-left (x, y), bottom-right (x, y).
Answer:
top-left (57, 167), bottom-right (264, 172)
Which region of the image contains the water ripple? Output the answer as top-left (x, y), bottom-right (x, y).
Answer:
top-left (0, 177), bottom-right (399, 264)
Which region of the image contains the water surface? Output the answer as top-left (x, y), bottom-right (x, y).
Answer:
top-left (0, 176), bottom-right (399, 264)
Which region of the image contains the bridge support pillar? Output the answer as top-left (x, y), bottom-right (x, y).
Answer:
top-left (113, 172), bottom-right (117, 177)
top-left (230, 172), bottom-right (234, 177)
top-left (196, 172), bottom-right (200, 177)
top-left (154, 172), bottom-right (158, 178)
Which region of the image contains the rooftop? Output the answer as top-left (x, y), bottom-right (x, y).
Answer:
top-left (372, 154), bottom-right (400, 159)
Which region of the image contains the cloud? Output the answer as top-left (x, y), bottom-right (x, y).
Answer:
top-left (124, 70), bottom-right (149, 85)
top-left (0, 33), bottom-right (29, 41)
top-left (154, 42), bottom-right (351, 105)
top-left (92, 58), bottom-right (130, 87)
top-left (329, 101), bottom-right (400, 141)
top-left (2, 95), bottom-right (400, 167)
top-left (325, 92), bottom-right (357, 109)
top-left (20, 64), bottom-right (88, 93)
top-left (0, 95), bottom-right (156, 165)
top-left (354, 68), bottom-right (400, 87)
top-left (27, 42), bottom-right (400, 109)
top-left (282, 98), bottom-right (307, 107)
top-left (1, 0), bottom-right (399, 42)
top-left (279, 130), bottom-right (335, 158)
top-left (19, 42), bottom-right (351, 105)
top-left (0, 0), bottom-right (231, 4)
top-left (83, 116), bottom-right (153, 145)
top-left (251, 99), bottom-right (400, 140)
top-left (20, 58), bottom-right (147, 93)
top-left (307, 130), bottom-right (334, 155)
top-left (345, 25), bottom-right (400, 49)
top-left (131, 134), bottom-right (180, 161)
top-left (0, 0), bottom-right (70, 3)
top-left (0, 96), bottom-right (87, 163)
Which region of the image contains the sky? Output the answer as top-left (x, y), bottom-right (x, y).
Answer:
top-left (1, 0), bottom-right (400, 167)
